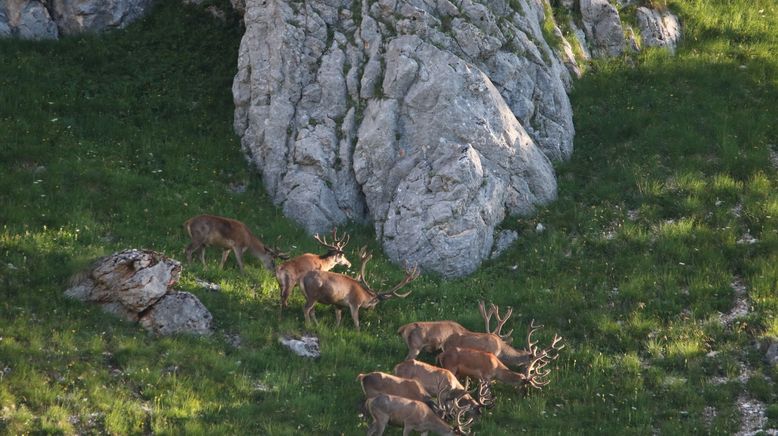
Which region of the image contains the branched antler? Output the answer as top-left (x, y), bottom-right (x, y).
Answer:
top-left (313, 228), bottom-right (350, 252)
top-left (478, 300), bottom-right (513, 340)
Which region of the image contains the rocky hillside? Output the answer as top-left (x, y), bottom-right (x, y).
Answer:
top-left (1, 0), bottom-right (681, 277)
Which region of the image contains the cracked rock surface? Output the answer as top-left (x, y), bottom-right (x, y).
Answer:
top-left (66, 249), bottom-right (213, 336)
top-left (233, 0), bottom-right (576, 277)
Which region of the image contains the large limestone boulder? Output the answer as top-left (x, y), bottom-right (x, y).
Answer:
top-left (233, 0), bottom-right (574, 277)
top-left (66, 249), bottom-right (213, 335)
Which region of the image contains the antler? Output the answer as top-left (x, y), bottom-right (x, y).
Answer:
top-left (478, 300), bottom-right (513, 340)
top-left (376, 262), bottom-right (419, 300)
top-left (313, 228), bottom-right (350, 252)
top-left (477, 380), bottom-right (495, 409)
top-left (524, 353), bottom-right (553, 389)
top-left (453, 401), bottom-right (475, 435)
top-left (533, 333), bottom-right (565, 361)
top-left (526, 319), bottom-right (543, 354)
top-left (355, 246), bottom-right (374, 289)
top-left (523, 333), bottom-right (564, 389)
top-left (267, 236), bottom-right (290, 260)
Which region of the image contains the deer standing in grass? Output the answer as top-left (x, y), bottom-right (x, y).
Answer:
top-left (275, 229), bottom-right (351, 309)
top-left (299, 247), bottom-right (419, 331)
top-left (365, 392), bottom-right (473, 436)
top-left (183, 214), bottom-right (287, 272)
top-left (438, 346), bottom-right (554, 390)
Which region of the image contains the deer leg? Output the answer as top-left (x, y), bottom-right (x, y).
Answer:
top-left (334, 308), bottom-right (343, 326)
top-left (185, 243), bottom-right (198, 263)
top-left (219, 249), bottom-right (231, 269)
top-left (367, 414), bottom-right (388, 436)
top-left (231, 247), bottom-right (245, 272)
top-left (349, 305), bottom-right (361, 331)
top-left (402, 426), bottom-right (413, 436)
top-left (304, 301), bottom-right (318, 325)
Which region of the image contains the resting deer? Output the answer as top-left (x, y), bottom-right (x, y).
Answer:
top-left (438, 346), bottom-right (553, 390)
top-left (365, 392), bottom-right (473, 436)
top-left (275, 229), bottom-right (351, 309)
top-left (393, 359), bottom-right (489, 412)
top-left (299, 247), bottom-right (419, 331)
top-left (183, 214), bottom-right (287, 272)
top-left (444, 302), bottom-right (565, 368)
top-left (397, 321), bottom-right (470, 360)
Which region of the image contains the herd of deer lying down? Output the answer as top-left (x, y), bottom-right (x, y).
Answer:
top-left (184, 214), bottom-right (565, 435)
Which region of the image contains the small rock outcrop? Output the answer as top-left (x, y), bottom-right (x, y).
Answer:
top-left (579, 0), bottom-right (624, 57)
top-left (636, 6), bottom-right (681, 53)
top-left (0, 0), bottom-right (59, 40)
top-left (66, 249), bottom-right (213, 335)
top-left (564, 0), bottom-right (682, 57)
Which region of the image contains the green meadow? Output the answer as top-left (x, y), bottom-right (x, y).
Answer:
top-left (1, 0), bottom-right (776, 434)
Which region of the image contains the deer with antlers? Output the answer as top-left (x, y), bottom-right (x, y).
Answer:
top-left (365, 390), bottom-right (473, 436)
top-left (275, 229), bottom-right (351, 309)
top-left (437, 346), bottom-right (554, 390)
top-left (444, 301), bottom-right (565, 369)
top-left (299, 247), bottom-right (419, 331)
top-left (393, 359), bottom-right (492, 413)
top-left (183, 214), bottom-right (288, 272)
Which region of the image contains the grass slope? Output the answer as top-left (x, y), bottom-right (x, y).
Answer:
top-left (1, 0), bottom-right (776, 434)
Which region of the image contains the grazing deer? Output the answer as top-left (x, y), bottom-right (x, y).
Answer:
top-left (444, 303), bottom-right (565, 369)
top-left (358, 372), bottom-right (437, 411)
top-left (438, 347), bottom-right (553, 390)
top-left (275, 229), bottom-right (351, 309)
top-left (183, 214), bottom-right (287, 272)
top-left (299, 247), bottom-right (419, 331)
top-left (365, 393), bottom-right (473, 436)
top-left (393, 359), bottom-right (488, 412)
top-left (397, 321), bottom-right (470, 360)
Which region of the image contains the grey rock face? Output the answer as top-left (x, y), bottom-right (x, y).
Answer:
top-left (0, 0), bottom-right (59, 39)
top-left (66, 249), bottom-right (213, 335)
top-left (0, 0), bottom-right (152, 39)
top-left (233, 0), bottom-right (573, 277)
top-left (49, 0), bottom-right (154, 35)
top-left (139, 291), bottom-right (214, 336)
top-left (636, 6), bottom-right (681, 53)
top-left (580, 0), bottom-right (624, 57)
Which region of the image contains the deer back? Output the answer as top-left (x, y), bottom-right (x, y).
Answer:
top-left (301, 270), bottom-right (374, 307)
top-left (358, 372), bottom-right (431, 403)
top-left (393, 359), bottom-right (465, 394)
top-left (444, 331), bottom-right (532, 367)
top-left (398, 321), bottom-right (470, 352)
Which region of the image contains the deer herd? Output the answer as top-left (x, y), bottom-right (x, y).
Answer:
top-left (183, 214), bottom-right (565, 435)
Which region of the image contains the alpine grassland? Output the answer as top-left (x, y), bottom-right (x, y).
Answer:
top-left (1, 0), bottom-right (776, 434)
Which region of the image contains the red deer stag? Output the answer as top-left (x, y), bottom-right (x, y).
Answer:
top-left (183, 214), bottom-right (287, 272)
top-left (397, 321), bottom-right (470, 360)
top-left (275, 229), bottom-right (351, 309)
top-left (444, 302), bottom-right (565, 368)
top-left (299, 247), bottom-right (419, 331)
top-left (438, 346), bottom-right (554, 390)
top-left (365, 392), bottom-right (473, 436)
top-left (393, 359), bottom-right (490, 412)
